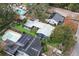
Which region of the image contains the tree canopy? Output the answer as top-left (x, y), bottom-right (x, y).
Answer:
top-left (26, 3), bottom-right (49, 22)
top-left (0, 4), bottom-right (15, 31)
top-left (49, 3), bottom-right (79, 12)
top-left (48, 25), bottom-right (76, 55)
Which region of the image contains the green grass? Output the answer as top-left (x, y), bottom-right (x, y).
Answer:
top-left (47, 39), bottom-right (60, 48)
top-left (14, 24), bottom-right (36, 37)
top-left (48, 42), bottom-right (59, 48)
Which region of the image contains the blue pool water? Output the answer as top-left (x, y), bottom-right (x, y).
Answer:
top-left (16, 9), bottom-right (26, 15)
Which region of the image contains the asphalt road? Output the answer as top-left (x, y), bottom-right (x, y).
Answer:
top-left (71, 23), bottom-right (79, 56)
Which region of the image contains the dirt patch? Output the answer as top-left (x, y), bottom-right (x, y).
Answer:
top-left (45, 45), bottom-right (54, 56)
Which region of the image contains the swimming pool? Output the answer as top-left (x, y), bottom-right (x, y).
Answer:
top-left (2, 30), bottom-right (22, 42)
top-left (16, 9), bottom-right (26, 15)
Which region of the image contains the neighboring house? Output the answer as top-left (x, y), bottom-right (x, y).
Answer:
top-left (13, 5), bottom-right (28, 20)
top-left (46, 12), bottom-right (65, 25)
top-left (16, 8), bottom-right (27, 16)
top-left (47, 7), bottom-right (79, 21)
top-left (24, 19), bottom-right (55, 37)
top-left (13, 5), bottom-right (27, 15)
top-left (2, 30), bottom-right (42, 56)
top-left (2, 30), bottom-right (22, 42)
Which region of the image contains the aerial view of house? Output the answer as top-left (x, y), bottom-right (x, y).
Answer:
top-left (0, 3), bottom-right (79, 56)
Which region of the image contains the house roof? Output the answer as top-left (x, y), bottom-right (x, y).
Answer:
top-left (25, 37), bottom-right (42, 56)
top-left (24, 20), bottom-right (55, 37)
top-left (2, 30), bottom-right (22, 42)
top-left (49, 13), bottom-right (65, 22)
top-left (37, 25), bottom-right (55, 37)
top-left (37, 33), bottom-right (46, 38)
top-left (47, 12), bottom-right (65, 25)
top-left (4, 40), bottom-right (19, 55)
top-left (4, 34), bottom-right (42, 56)
top-left (17, 37), bottom-right (42, 56)
top-left (48, 7), bottom-right (79, 20)
top-left (16, 34), bottom-right (33, 47)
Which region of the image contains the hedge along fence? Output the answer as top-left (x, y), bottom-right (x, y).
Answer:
top-left (0, 18), bottom-right (15, 36)
top-left (0, 23), bottom-right (10, 35)
top-left (64, 16), bottom-right (78, 34)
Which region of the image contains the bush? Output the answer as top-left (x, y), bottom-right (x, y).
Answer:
top-left (41, 39), bottom-right (48, 52)
top-left (49, 25), bottom-right (76, 55)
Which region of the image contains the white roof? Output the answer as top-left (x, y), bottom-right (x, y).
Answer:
top-left (37, 27), bottom-right (55, 37)
top-left (49, 19), bottom-right (58, 25)
top-left (24, 20), bottom-right (35, 28)
top-left (19, 15), bottom-right (26, 20)
top-left (46, 19), bottom-right (58, 25)
top-left (24, 20), bottom-right (55, 37)
top-left (2, 30), bottom-right (22, 42)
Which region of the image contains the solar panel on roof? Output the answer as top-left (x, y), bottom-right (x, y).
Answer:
top-left (20, 35), bottom-right (27, 42)
top-left (22, 37), bottom-right (29, 44)
top-left (26, 47), bottom-right (38, 56)
top-left (22, 36), bottom-right (33, 49)
top-left (31, 38), bottom-right (42, 50)
top-left (25, 37), bottom-right (42, 56)
top-left (18, 35), bottom-right (25, 43)
top-left (17, 34), bottom-right (33, 47)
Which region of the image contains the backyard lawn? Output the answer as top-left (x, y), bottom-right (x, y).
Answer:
top-left (47, 40), bottom-right (60, 48)
top-left (13, 23), bottom-right (36, 37)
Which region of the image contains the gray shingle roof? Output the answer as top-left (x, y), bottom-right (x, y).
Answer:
top-left (49, 13), bottom-right (65, 23)
top-left (25, 37), bottom-right (42, 56)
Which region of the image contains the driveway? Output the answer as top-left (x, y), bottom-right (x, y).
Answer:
top-left (71, 23), bottom-right (79, 56)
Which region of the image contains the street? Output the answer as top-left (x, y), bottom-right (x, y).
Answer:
top-left (71, 23), bottom-right (79, 56)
